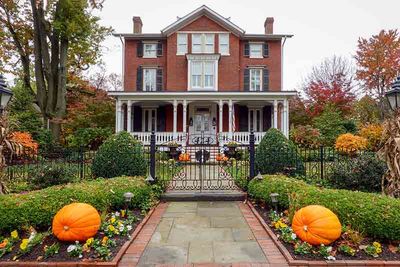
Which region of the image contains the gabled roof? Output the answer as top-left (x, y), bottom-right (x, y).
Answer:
top-left (161, 5), bottom-right (245, 37)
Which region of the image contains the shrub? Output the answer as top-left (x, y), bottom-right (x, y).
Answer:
top-left (313, 106), bottom-right (346, 146)
top-left (66, 127), bottom-right (113, 150)
top-left (92, 132), bottom-right (147, 178)
top-left (327, 153), bottom-right (386, 193)
top-left (255, 128), bottom-right (304, 176)
top-left (335, 133), bottom-right (367, 155)
top-left (359, 124), bottom-right (384, 151)
top-left (9, 131), bottom-right (39, 154)
top-left (28, 164), bottom-right (76, 190)
top-left (0, 176), bottom-right (154, 234)
top-left (248, 175), bottom-right (400, 240)
top-left (290, 125), bottom-right (321, 148)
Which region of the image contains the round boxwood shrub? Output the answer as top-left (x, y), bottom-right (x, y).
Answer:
top-left (28, 164), bottom-right (76, 190)
top-left (92, 132), bottom-right (147, 178)
top-left (327, 152), bottom-right (386, 193)
top-left (255, 128), bottom-right (304, 176)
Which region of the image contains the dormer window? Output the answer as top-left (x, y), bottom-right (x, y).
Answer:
top-left (191, 33), bottom-right (215, 54)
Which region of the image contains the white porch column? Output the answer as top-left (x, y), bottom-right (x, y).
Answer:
top-left (182, 100), bottom-right (187, 134)
top-left (127, 100), bottom-right (132, 133)
top-left (218, 100), bottom-right (223, 133)
top-left (273, 100), bottom-right (278, 129)
top-left (173, 99), bottom-right (178, 138)
top-left (116, 100), bottom-right (123, 133)
top-left (283, 99), bottom-right (288, 137)
top-left (228, 99), bottom-right (233, 138)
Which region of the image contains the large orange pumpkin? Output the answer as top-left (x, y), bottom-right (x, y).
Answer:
top-left (292, 205), bottom-right (341, 245)
top-left (52, 203), bottom-right (101, 242)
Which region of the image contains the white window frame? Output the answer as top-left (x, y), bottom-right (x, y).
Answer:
top-left (191, 33), bottom-right (215, 54)
top-left (143, 42), bottom-right (157, 58)
top-left (189, 60), bottom-right (217, 91)
top-left (177, 33), bottom-right (188, 55)
top-left (249, 68), bottom-right (263, 91)
top-left (248, 108), bottom-right (263, 132)
top-left (249, 43), bottom-right (263, 58)
top-left (218, 33), bottom-right (230, 55)
top-left (142, 108), bottom-right (157, 132)
top-left (143, 68), bottom-right (157, 92)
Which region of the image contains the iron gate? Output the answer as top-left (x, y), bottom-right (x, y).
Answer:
top-left (152, 132), bottom-right (254, 191)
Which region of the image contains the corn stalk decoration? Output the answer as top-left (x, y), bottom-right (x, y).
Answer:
top-left (379, 110), bottom-right (400, 197)
top-left (0, 115), bottom-right (23, 194)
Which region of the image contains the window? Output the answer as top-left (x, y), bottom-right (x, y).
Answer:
top-left (249, 43), bottom-right (263, 58)
top-left (219, 33), bottom-right (229, 55)
top-left (143, 43), bottom-right (157, 58)
top-left (192, 34), bottom-right (202, 53)
top-left (142, 109), bottom-right (157, 132)
top-left (249, 109), bottom-right (263, 132)
top-left (143, 68), bottom-right (157, 91)
top-left (177, 33), bottom-right (187, 55)
top-left (190, 61), bottom-right (216, 90)
top-left (250, 69), bottom-right (262, 91)
top-left (191, 33), bottom-right (215, 53)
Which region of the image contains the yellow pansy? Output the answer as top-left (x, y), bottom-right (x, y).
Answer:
top-left (373, 242), bottom-right (381, 248)
top-left (11, 230), bottom-right (18, 239)
top-left (20, 239), bottom-right (29, 251)
top-left (110, 217), bottom-right (116, 224)
top-left (85, 238), bottom-right (94, 247)
top-left (274, 220), bottom-right (288, 230)
top-left (108, 225), bottom-right (115, 232)
top-left (121, 210), bottom-right (126, 218)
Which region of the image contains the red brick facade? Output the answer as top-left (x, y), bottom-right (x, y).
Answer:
top-left (123, 15), bottom-right (282, 92)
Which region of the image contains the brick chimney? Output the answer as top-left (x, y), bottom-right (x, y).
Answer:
top-left (264, 17), bottom-right (274, 34)
top-left (133, 16), bottom-right (143, 34)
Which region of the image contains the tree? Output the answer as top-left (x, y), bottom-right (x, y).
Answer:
top-left (355, 29), bottom-right (400, 116)
top-left (313, 105), bottom-right (347, 146)
top-left (0, 0), bottom-right (111, 141)
top-left (289, 95), bottom-right (311, 127)
top-left (302, 56), bottom-right (356, 117)
top-left (353, 96), bottom-right (381, 125)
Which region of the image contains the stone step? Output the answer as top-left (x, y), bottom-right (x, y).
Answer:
top-left (161, 191), bottom-right (247, 201)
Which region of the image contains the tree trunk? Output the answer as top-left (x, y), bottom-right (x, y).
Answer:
top-left (49, 120), bottom-right (61, 143)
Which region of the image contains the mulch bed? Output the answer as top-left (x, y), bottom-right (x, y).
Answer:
top-left (252, 201), bottom-right (400, 261)
top-left (0, 210), bottom-right (144, 263)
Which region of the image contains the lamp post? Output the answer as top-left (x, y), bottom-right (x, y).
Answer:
top-left (123, 192), bottom-right (134, 211)
top-left (270, 193), bottom-right (279, 212)
top-left (386, 76), bottom-right (400, 111)
top-left (0, 75), bottom-right (13, 115)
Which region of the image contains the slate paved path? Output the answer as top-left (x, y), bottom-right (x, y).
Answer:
top-left (119, 202), bottom-right (288, 267)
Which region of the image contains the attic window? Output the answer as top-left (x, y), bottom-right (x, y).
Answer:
top-left (191, 33), bottom-right (214, 54)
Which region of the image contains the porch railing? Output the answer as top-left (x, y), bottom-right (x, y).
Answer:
top-left (131, 132), bottom-right (187, 145)
top-left (218, 132), bottom-right (265, 145)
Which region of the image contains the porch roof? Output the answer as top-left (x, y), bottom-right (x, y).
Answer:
top-left (108, 91), bottom-right (297, 101)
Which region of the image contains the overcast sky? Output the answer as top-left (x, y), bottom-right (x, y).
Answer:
top-left (96, 0), bottom-right (399, 91)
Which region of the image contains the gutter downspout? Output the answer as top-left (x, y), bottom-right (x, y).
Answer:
top-left (119, 35), bottom-right (125, 92)
top-left (281, 36), bottom-right (287, 92)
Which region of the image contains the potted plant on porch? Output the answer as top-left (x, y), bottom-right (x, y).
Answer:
top-left (225, 141), bottom-right (238, 158)
top-left (167, 141), bottom-right (181, 159)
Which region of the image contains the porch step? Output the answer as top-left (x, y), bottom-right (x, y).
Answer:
top-left (161, 191), bottom-right (247, 201)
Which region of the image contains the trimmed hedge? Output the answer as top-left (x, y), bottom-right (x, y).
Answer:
top-left (0, 176), bottom-right (154, 234)
top-left (248, 175), bottom-right (400, 241)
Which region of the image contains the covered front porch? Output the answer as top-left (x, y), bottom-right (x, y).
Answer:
top-left (109, 91), bottom-right (296, 145)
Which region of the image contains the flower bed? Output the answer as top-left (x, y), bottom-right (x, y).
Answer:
top-left (0, 209), bottom-right (145, 263)
top-left (252, 202), bottom-right (400, 261)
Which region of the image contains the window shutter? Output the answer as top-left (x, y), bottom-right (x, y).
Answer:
top-left (133, 106), bottom-right (142, 131)
top-left (263, 42), bottom-right (269, 57)
top-left (263, 106), bottom-right (272, 131)
top-left (137, 41), bottom-right (143, 57)
top-left (238, 105), bottom-right (249, 131)
top-left (157, 106), bottom-right (166, 132)
top-left (136, 66), bottom-right (143, 91)
top-left (244, 42), bottom-right (250, 57)
top-left (244, 68), bottom-right (250, 91)
top-left (157, 41), bottom-right (163, 56)
top-left (156, 68), bottom-right (163, 91)
top-left (263, 68), bottom-right (269, 91)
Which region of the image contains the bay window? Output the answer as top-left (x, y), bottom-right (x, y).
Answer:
top-left (190, 61), bottom-right (216, 90)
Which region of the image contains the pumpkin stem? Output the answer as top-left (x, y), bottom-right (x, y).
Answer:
top-left (303, 225), bottom-right (308, 232)
top-left (63, 226), bottom-right (69, 231)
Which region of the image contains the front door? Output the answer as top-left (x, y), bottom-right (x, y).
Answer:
top-left (189, 106), bottom-right (217, 144)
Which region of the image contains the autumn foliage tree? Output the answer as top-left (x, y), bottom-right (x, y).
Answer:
top-left (355, 29), bottom-right (400, 116)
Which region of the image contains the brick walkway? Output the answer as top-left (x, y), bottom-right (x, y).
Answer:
top-left (119, 202), bottom-right (287, 267)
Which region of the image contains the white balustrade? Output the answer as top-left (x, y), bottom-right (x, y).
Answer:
top-left (131, 132), bottom-right (187, 145)
top-left (218, 132), bottom-right (265, 145)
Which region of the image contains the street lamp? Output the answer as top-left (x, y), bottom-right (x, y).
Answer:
top-left (386, 75), bottom-right (400, 111)
top-left (0, 74), bottom-right (13, 115)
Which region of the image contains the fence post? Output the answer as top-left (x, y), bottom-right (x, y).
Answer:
top-left (320, 145), bottom-right (324, 180)
top-left (150, 131), bottom-right (156, 181)
top-left (249, 131), bottom-right (255, 180)
top-left (79, 147), bottom-right (84, 180)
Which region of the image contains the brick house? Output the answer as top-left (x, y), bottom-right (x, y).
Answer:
top-left (110, 5), bottom-right (295, 146)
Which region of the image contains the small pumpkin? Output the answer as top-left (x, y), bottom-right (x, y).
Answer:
top-left (179, 153), bottom-right (190, 162)
top-left (52, 203), bottom-right (101, 242)
top-left (292, 205), bottom-right (341, 245)
top-left (216, 154), bottom-right (223, 161)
